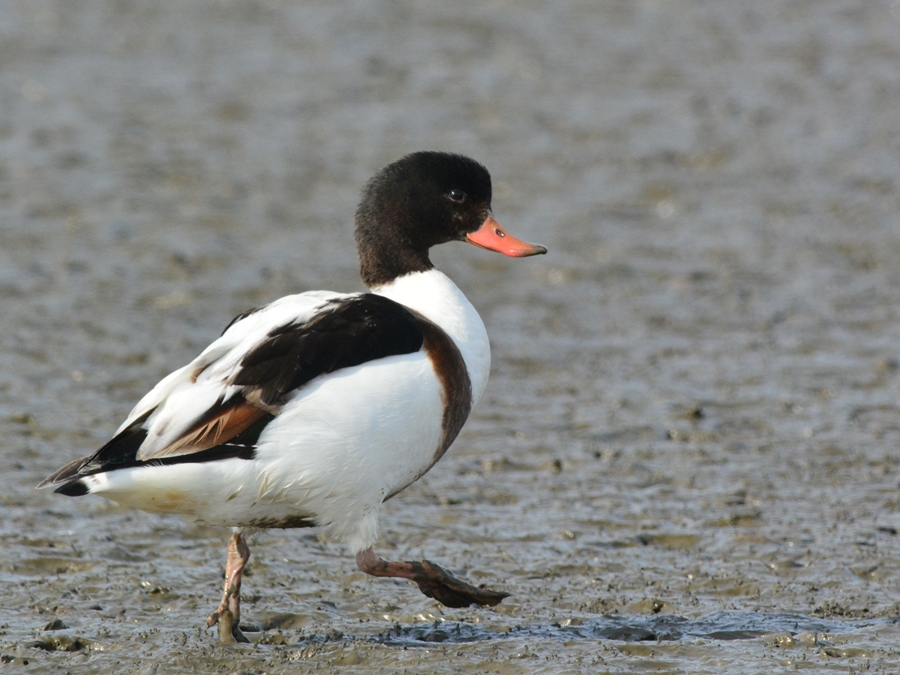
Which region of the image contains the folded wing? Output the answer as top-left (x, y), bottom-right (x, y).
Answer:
top-left (38, 293), bottom-right (427, 492)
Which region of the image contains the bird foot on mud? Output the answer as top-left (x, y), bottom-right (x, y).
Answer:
top-left (408, 558), bottom-right (510, 607)
top-left (356, 547), bottom-right (509, 608)
top-left (208, 606), bottom-right (250, 644)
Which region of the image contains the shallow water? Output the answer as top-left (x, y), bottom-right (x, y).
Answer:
top-left (3, 0), bottom-right (900, 672)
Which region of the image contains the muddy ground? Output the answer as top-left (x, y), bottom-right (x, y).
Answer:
top-left (2, 0), bottom-right (900, 672)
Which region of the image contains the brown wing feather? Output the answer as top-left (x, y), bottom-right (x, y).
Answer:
top-left (137, 398), bottom-right (269, 460)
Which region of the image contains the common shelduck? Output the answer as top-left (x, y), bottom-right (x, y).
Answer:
top-left (39, 151), bottom-right (547, 643)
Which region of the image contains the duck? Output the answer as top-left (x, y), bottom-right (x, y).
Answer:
top-left (38, 151), bottom-right (547, 643)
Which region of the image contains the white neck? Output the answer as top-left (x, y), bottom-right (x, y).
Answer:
top-left (371, 269), bottom-right (491, 407)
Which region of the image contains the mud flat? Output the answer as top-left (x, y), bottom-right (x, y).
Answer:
top-left (2, 0), bottom-right (899, 672)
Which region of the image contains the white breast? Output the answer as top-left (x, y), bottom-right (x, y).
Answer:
top-left (373, 269), bottom-right (492, 408)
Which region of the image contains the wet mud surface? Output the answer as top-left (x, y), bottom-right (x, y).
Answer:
top-left (3, 0), bottom-right (900, 672)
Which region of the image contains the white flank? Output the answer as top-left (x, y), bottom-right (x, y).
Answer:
top-left (88, 351), bottom-right (443, 552)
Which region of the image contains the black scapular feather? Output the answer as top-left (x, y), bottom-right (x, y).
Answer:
top-left (234, 294), bottom-right (424, 405)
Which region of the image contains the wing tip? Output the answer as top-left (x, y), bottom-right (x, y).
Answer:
top-left (35, 474), bottom-right (90, 497)
top-left (36, 455), bottom-right (91, 492)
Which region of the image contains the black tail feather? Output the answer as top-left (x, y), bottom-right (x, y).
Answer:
top-left (55, 480), bottom-right (90, 497)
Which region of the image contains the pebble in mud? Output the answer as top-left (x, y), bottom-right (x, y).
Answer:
top-left (28, 635), bottom-right (93, 652)
top-left (5, 0), bottom-right (900, 673)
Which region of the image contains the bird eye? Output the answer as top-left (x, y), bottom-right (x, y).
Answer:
top-left (448, 189), bottom-right (466, 203)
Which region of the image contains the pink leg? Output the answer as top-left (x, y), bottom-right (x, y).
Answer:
top-left (207, 531), bottom-right (251, 644)
top-left (356, 547), bottom-right (509, 608)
